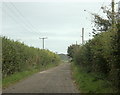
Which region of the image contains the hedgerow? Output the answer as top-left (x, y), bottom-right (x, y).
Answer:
top-left (68, 4), bottom-right (120, 92)
top-left (2, 37), bottom-right (60, 78)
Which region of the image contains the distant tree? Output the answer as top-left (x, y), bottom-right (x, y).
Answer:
top-left (67, 44), bottom-right (80, 60)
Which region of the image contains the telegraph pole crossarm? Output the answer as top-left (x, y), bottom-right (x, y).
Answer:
top-left (39, 37), bottom-right (47, 49)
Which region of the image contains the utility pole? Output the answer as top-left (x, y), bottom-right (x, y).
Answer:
top-left (118, 1), bottom-right (120, 15)
top-left (76, 41), bottom-right (77, 45)
top-left (118, 1), bottom-right (120, 24)
top-left (82, 28), bottom-right (84, 44)
top-left (112, 0), bottom-right (115, 28)
top-left (39, 37), bottom-right (47, 49)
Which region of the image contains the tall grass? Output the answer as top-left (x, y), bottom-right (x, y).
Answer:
top-left (71, 63), bottom-right (117, 93)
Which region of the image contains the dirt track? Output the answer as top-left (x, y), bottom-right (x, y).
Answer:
top-left (3, 63), bottom-right (79, 93)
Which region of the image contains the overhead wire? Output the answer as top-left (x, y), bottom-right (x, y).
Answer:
top-left (9, 2), bottom-right (41, 35)
top-left (97, 2), bottom-right (105, 15)
top-left (3, 2), bottom-right (41, 36)
top-left (3, 3), bottom-right (38, 36)
top-left (3, 6), bottom-right (34, 36)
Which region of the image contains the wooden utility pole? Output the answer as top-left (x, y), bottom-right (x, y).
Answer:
top-left (82, 28), bottom-right (84, 44)
top-left (76, 41), bottom-right (77, 45)
top-left (39, 37), bottom-right (47, 49)
top-left (112, 0), bottom-right (115, 27)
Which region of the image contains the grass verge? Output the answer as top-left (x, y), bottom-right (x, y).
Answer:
top-left (71, 62), bottom-right (117, 93)
top-left (2, 63), bottom-right (59, 88)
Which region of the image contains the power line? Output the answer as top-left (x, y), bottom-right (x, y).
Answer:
top-left (3, 2), bottom-right (40, 35)
top-left (3, 5), bottom-right (37, 36)
top-left (97, 2), bottom-right (105, 14)
top-left (9, 2), bottom-right (40, 35)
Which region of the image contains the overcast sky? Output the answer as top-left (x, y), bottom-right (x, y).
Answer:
top-left (1, 0), bottom-right (120, 54)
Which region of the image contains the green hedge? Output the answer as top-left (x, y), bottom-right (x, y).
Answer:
top-left (2, 37), bottom-right (60, 78)
top-left (68, 29), bottom-right (120, 92)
